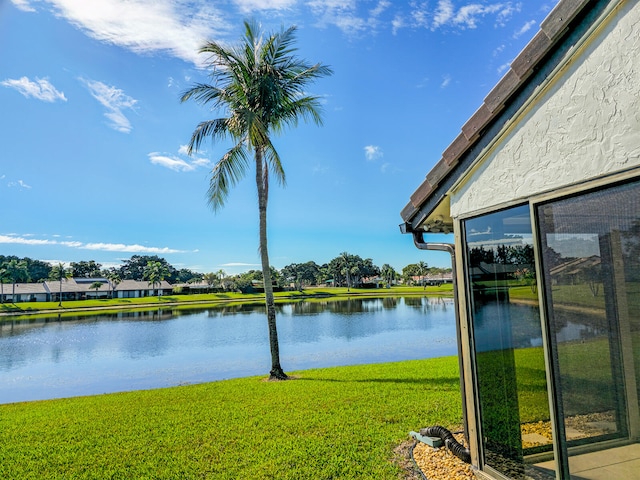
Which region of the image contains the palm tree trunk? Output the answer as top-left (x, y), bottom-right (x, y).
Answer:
top-left (256, 149), bottom-right (287, 380)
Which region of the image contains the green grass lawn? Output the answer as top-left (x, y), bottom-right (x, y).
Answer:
top-left (0, 358), bottom-right (463, 479)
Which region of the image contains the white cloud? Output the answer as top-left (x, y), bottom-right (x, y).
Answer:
top-left (370, 0), bottom-right (390, 18)
top-left (82, 243), bottom-right (183, 254)
top-left (149, 154), bottom-right (195, 172)
top-left (23, 0), bottom-right (230, 66)
top-left (453, 4), bottom-right (505, 29)
top-left (81, 78), bottom-right (137, 133)
top-left (364, 145), bottom-right (383, 161)
top-left (430, 1), bottom-right (520, 30)
top-left (433, 0), bottom-right (454, 28)
top-left (0, 234), bottom-right (56, 246)
top-left (1, 76), bottom-right (67, 102)
top-left (514, 19), bottom-right (536, 38)
top-left (7, 180), bottom-right (32, 189)
top-left (0, 233), bottom-right (184, 253)
top-left (10, 0), bottom-right (36, 12)
top-left (441, 73), bottom-right (451, 88)
top-left (496, 62), bottom-right (510, 74)
top-left (312, 164), bottom-right (329, 175)
top-left (391, 14), bottom-right (405, 34)
top-left (307, 0), bottom-right (388, 35)
top-left (233, 0), bottom-right (297, 13)
top-left (149, 148), bottom-right (211, 172)
top-left (190, 157), bottom-right (211, 168)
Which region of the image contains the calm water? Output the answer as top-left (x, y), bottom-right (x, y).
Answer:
top-left (0, 296), bottom-right (457, 404)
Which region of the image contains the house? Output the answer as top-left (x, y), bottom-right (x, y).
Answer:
top-left (401, 1), bottom-right (640, 479)
top-left (1, 278), bottom-right (174, 303)
top-left (0, 282), bottom-right (49, 303)
top-left (113, 279), bottom-right (173, 298)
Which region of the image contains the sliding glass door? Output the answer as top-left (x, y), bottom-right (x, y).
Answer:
top-left (536, 178), bottom-right (640, 477)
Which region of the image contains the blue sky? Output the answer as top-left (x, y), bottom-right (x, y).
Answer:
top-left (1, 0), bottom-right (557, 275)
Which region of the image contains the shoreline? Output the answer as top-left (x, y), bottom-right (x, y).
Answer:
top-left (0, 288), bottom-right (455, 319)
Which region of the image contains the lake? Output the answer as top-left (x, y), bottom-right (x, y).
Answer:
top-left (0, 296), bottom-right (457, 404)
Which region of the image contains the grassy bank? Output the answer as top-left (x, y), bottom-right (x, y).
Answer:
top-left (0, 357), bottom-right (462, 479)
top-left (0, 285), bottom-right (454, 319)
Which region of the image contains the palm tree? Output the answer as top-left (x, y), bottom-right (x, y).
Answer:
top-left (6, 259), bottom-right (29, 304)
top-left (0, 263), bottom-right (10, 304)
top-left (143, 261), bottom-right (169, 298)
top-left (203, 272), bottom-right (218, 292)
top-left (338, 252), bottom-right (353, 292)
top-left (49, 263), bottom-right (70, 306)
top-left (416, 260), bottom-right (429, 289)
top-left (105, 269), bottom-right (121, 299)
top-left (90, 281), bottom-right (104, 299)
top-left (181, 21), bottom-right (332, 380)
top-left (380, 264), bottom-right (397, 288)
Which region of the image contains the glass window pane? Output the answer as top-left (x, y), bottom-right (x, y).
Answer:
top-left (464, 204), bottom-right (554, 479)
top-left (537, 178), bottom-right (640, 478)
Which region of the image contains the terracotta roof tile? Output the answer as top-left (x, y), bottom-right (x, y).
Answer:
top-left (461, 104), bottom-right (493, 142)
top-left (442, 133), bottom-right (471, 165)
top-left (541, 0), bottom-right (591, 40)
top-left (483, 69), bottom-right (520, 114)
top-left (426, 158), bottom-right (455, 188)
top-left (511, 30), bottom-right (554, 79)
top-left (401, 201), bottom-right (418, 220)
top-left (409, 178), bottom-right (434, 209)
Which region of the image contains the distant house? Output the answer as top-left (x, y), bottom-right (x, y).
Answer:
top-left (0, 282), bottom-right (49, 303)
top-left (113, 279), bottom-right (173, 298)
top-left (44, 278), bottom-right (110, 302)
top-left (174, 280), bottom-right (216, 294)
top-left (401, 1), bottom-right (640, 479)
top-left (1, 278), bottom-right (174, 303)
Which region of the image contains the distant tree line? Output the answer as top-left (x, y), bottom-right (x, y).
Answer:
top-left (0, 253), bottom-right (452, 293)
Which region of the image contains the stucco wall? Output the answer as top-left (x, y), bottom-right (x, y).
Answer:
top-left (450, 0), bottom-right (640, 218)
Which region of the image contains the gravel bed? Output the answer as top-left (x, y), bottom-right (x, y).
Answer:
top-left (411, 433), bottom-right (476, 480)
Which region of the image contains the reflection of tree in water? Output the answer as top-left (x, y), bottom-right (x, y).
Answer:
top-left (195, 296), bottom-right (457, 318)
top-left (326, 298), bottom-right (372, 315)
top-left (382, 296), bottom-right (398, 309)
top-left (206, 303), bottom-right (265, 317)
top-left (403, 296), bottom-right (452, 314)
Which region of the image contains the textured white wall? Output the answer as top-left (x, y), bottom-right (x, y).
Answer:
top-left (451, 0), bottom-right (640, 218)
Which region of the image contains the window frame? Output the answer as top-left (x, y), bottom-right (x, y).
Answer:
top-left (456, 166), bottom-right (640, 479)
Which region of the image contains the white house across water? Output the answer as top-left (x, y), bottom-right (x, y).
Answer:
top-left (401, 0), bottom-right (640, 478)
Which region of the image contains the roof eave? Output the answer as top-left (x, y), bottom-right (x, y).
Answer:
top-left (401, 0), bottom-right (605, 233)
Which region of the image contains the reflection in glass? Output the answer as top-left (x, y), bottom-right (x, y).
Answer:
top-left (464, 204), bottom-right (554, 479)
top-left (537, 179), bottom-right (640, 477)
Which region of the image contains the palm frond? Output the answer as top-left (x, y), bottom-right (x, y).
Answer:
top-left (186, 118), bottom-right (236, 155)
top-left (261, 137), bottom-right (285, 187)
top-left (207, 143), bottom-right (250, 211)
top-left (180, 83), bottom-right (224, 108)
top-left (182, 19), bottom-right (332, 210)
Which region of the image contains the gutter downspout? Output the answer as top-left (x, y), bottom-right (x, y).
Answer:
top-left (410, 230), bottom-right (469, 447)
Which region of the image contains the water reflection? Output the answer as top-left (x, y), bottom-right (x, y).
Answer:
top-left (0, 296), bottom-right (457, 404)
